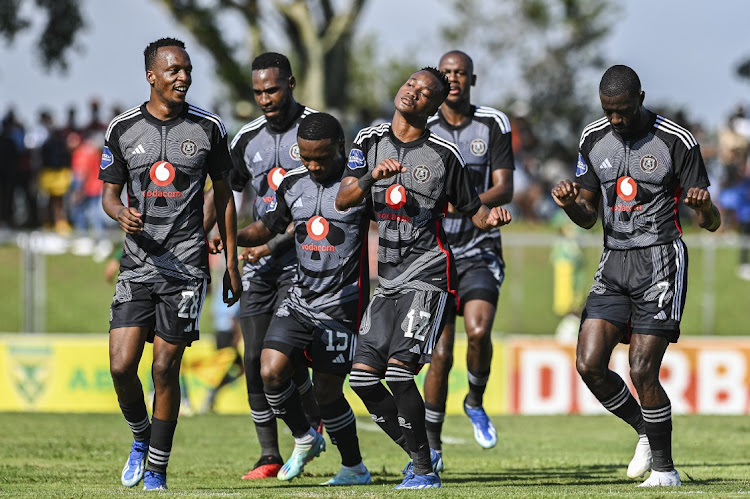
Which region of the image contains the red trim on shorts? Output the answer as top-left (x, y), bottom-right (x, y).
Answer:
top-left (435, 218), bottom-right (459, 308)
top-left (672, 186), bottom-right (683, 235)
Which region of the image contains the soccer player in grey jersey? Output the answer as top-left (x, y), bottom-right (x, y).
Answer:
top-left (99, 38), bottom-right (241, 491)
top-left (424, 50), bottom-right (514, 455)
top-left (203, 52), bottom-right (320, 479)
top-left (336, 68), bottom-right (511, 489)
top-left (552, 65), bottom-right (721, 488)
top-left (210, 113), bottom-right (371, 485)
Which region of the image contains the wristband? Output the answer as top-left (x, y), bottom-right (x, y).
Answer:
top-left (357, 171), bottom-right (376, 191)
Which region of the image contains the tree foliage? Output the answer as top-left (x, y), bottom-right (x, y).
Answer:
top-left (441, 0), bottom-right (616, 157)
top-left (0, 0), bottom-right (84, 71)
top-left (156, 0), bottom-right (367, 111)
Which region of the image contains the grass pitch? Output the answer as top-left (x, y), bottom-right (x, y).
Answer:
top-left (1, 413), bottom-right (749, 497)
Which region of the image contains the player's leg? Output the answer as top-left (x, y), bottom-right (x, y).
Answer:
top-left (108, 280), bottom-right (155, 488)
top-left (629, 333), bottom-right (680, 486)
top-left (422, 309), bottom-right (455, 455)
top-left (261, 346), bottom-right (325, 481)
top-left (463, 298), bottom-right (498, 449)
top-left (293, 365), bottom-right (321, 431)
top-left (314, 372), bottom-right (371, 485)
top-left (349, 296), bottom-right (411, 457)
top-left (110, 325), bottom-right (151, 487)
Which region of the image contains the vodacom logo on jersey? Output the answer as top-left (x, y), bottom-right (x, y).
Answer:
top-left (616, 176), bottom-right (637, 201)
top-left (385, 184), bottom-right (407, 210)
top-left (267, 167), bottom-right (286, 191)
top-left (302, 215), bottom-right (335, 252)
top-left (146, 161), bottom-right (181, 198)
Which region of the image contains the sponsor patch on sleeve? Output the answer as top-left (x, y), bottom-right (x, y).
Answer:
top-left (100, 146), bottom-right (114, 170)
top-left (575, 153), bottom-right (588, 177)
top-left (267, 196), bottom-right (278, 212)
top-left (347, 148), bottom-right (365, 170)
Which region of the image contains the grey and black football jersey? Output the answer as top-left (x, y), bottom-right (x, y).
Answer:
top-left (346, 123), bottom-right (481, 293)
top-left (262, 165), bottom-right (370, 332)
top-left (576, 110), bottom-right (709, 250)
top-left (427, 105), bottom-right (514, 256)
top-left (99, 103), bottom-right (231, 283)
top-left (229, 104), bottom-right (317, 279)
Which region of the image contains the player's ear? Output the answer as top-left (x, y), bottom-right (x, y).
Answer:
top-left (146, 70), bottom-right (155, 87)
top-left (471, 74), bottom-right (477, 87)
top-left (288, 75), bottom-right (296, 91)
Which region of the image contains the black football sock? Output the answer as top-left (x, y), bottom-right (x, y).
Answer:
top-left (349, 368), bottom-right (410, 455)
top-left (320, 395), bottom-right (361, 466)
top-left (248, 392), bottom-right (280, 459)
top-left (385, 364), bottom-right (430, 475)
top-left (643, 403), bottom-right (674, 471)
top-left (597, 374), bottom-right (646, 435)
top-left (119, 398), bottom-right (151, 442)
top-left (264, 379), bottom-right (311, 438)
top-left (424, 401), bottom-right (444, 451)
top-left (146, 417), bottom-right (177, 474)
top-left (466, 368), bottom-right (490, 407)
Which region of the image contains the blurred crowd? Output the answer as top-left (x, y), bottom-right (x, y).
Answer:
top-left (3, 101), bottom-right (750, 271)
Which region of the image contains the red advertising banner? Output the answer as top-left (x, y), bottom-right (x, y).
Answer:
top-left (507, 338), bottom-right (750, 415)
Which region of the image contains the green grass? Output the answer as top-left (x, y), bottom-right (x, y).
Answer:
top-left (1, 413), bottom-right (749, 497)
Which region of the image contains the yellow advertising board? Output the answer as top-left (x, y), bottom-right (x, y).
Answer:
top-left (0, 334), bottom-right (507, 415)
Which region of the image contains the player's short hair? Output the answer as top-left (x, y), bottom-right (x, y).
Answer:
top-left (420, 66), bottom-right (450, 102)
top-left (441, 50), bottom-right (474, 74)
top-left (599, 65), bottom-right (641, 98)
top-left (144, 37), bottom-right (186, 71)
top-left (252, 52), bottom-right (293, 77)
top-left (298, 113), bottom-right (344, 143)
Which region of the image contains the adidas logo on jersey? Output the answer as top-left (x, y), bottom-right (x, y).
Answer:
top-left (600, 158), bottom-right (613, 169)
top-left (131, 144), bottom-right (146, 155)
top-left (654, 310), bottom-right (667, 320)
top-left (332, 354), bottom-right (346, 364)
top-left (409, 344), bottom-right (421, 355)
top-left (253, 151), bottom-right (263, 163)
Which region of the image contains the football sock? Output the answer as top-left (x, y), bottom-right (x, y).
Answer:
top-left (643, 402), bottom-right (674, 471)
top-left (320, 395), bottom-right (361, 466)
top-left (385, 363), bottom-right (431, 475)
top-left (119, 399), bottom-right (151, 441)
top-left (146, 417), bottom-right (177, 474)
top-left (599, 375), bottom-right (646, 435)
top-left (424, 401), bottom-right (445, 451)
top-left (466, 368), bottom-right (490, 407)
top-left (349, 368), bottom-right (410, 455)
top-left (248, 392), bottom-right (280, 458)
top-left (264, 379), bottom-right (310, 438)
top-left (294, 368), bottom-right (321, 429)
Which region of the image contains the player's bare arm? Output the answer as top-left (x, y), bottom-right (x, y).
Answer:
top-left (212, 178), bottom-right (242, 305)
top-left (479, 169), bottom-right (514, 208)
top-left (470, 204), bottom-right (512, 230)
top-left (551, 179), bottom-right (600, 229)
top-left (684, 186), bottom-right (721, 232)
top-left (102, 182), bottom-right (143, 234)
top-left (336, 158), bottom-right (406, 210)
top-left (202, 187), bottom-right (216, 233)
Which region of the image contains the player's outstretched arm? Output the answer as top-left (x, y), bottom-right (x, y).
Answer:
top-left (551, 179), bottom-right (600, 229)
top-left (102, 182), bottom-right (143, 234)
top-left (212, 178), bottom-right (242, 305)
top-left (684, 186), bottom-right (721, 232)
top-left (470, 205), bottom-right (512, 230)
top-left (336, 158), bottom-right (406, 210)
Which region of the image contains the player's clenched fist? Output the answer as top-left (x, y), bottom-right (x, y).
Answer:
top-left (487, 206), bottom-right (512, 227)
top-left (683, 186), bottom-right (712, 212)
top-left (208, 233), bottom-right (224, 254)
top-left (372, 158), bottom-right (407, 180)
top-left (551, 180), bottom-right (580, 208)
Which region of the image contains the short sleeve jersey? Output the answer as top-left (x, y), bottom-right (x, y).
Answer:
top-left (576, 110), bottom-right (710, 250)
top-left (427, 105), bottom-right (514, 256)
top-left (346, 123), bottom-right (481, 293)
top-left (98, 103), bottom-right (230, 282)
top-left (228, 105), bottom-right (316, 279)
top-left (262, 166), bottom-right (370, 332)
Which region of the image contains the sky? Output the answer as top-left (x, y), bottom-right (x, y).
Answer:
top-left (0, 0), bottom-right (748, 134)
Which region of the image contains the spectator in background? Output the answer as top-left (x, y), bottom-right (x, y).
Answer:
top-left (0, 117), bottom-right (20, 227)
top-left (38, 111), bottom-right (73, 234)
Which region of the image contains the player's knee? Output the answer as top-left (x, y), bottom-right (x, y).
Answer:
top-left (431, 343), bottom-right (453, 371)
top-left (466, 324), bottom-right (491, 347)
top-left (151, 357), bottom-right (180, 387)
top-left (109, 360), bottom-right (138, 385)
top-left (313, 374), bottom-right (345, 406)
top-left (629, 358), bottom-right (660, 389)
top-left (575, 355), bottom-right (606, 383)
